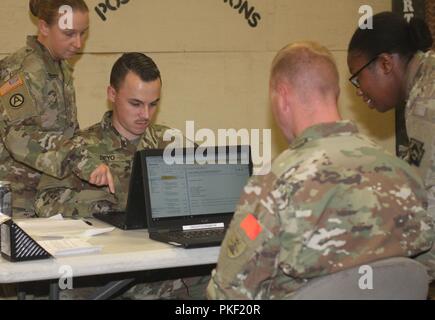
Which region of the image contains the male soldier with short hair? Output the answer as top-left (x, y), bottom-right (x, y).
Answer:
top-left (207, 41), bottom-right (435, 299)
top-left (35, 52), bottom-right (208, 300)
top-left (34, 52), bottom-right (171, 217)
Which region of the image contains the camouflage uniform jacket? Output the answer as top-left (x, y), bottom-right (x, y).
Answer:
top-left (207, 121), bottom-right (434, 300)
top-left (0, 36), bottom-right (79, 211)
top-left (35, 111), bottom-right (173, 218)
top-left (403, 50), bottom-right (435, 217)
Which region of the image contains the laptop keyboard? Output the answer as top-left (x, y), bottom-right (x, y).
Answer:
top-left (168, 228), bottom-right (226, 240)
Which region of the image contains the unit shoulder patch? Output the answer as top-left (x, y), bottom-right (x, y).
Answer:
top-left (226, 231), bottom-right (247, 258)
top-left (0, 73), bottom-right (37, 121)
top-left (9, 93), bottom-right (25, 108)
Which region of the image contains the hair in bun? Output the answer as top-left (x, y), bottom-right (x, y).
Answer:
top-left (29, 0), bottom-right (89, 25)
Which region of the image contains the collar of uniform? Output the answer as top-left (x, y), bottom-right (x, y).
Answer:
top-left (60, 59), bottom-right (73, 84)
top-left (26, 36), bottom-right (65, 78)
top-left (404, 51), bottom-right (427, 98)
top-left (289, 120), bottom-right (358, 149)
top-left (100, 111), bottom-right (139, 151)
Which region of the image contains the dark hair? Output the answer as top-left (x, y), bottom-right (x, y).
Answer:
top-left (110, 53), bottom-right (161, 91)
top-left (29, 0), bottom-right (89, 25)
top-left (348, 12), bottom-right (433, 60)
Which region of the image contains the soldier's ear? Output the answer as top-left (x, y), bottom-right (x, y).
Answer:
top-left (107, 85), bottom-right (116, 103)
top-left (377, 53), bottom-right (394, 75)
top-left (275, 83), bottom-right (291, 115)
top-left (38, 19), bottom-right (50, 37)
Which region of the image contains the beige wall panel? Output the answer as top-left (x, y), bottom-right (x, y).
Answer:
top-left (86, 0), bottom-right (274, 52)
top-left (1, 0), bottom-right (390, 53)
top-left (272, 0), bottom-right (391, 50)
top-left (1, 0), bottom-right (394, 159)
top-left (0, 2), bottom-right (36, 54)
top-left (72, 52), bottom-right (284, 155)
top-left (72, 50), bottom-right (394, 160)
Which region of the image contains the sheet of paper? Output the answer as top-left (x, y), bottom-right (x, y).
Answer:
top-left (81, 227), bottom-right (115, 237)
top-left (37, 238), bottom-right (103, 257)
top-left (16, 219), bottom-right (114, 239)
top-left (47, 214), bottom-right (65, 221)
top-left (0, 213), bottom-right (11, 225)
top-left (1, 215), bottom-right (110, 259)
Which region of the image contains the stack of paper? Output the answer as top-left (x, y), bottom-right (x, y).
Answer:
top-left (37, 238), bottom-right (102, 257)
top-left (15, 215), bottom-right (114, 257)
top-left (0, 213), bottom-right (11, 224)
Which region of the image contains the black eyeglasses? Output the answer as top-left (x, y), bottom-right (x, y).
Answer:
top-left (348, 55), bottom-right (379, 88)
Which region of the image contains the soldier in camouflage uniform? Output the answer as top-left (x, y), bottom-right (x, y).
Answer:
top-left (347, 12), bottom-right (434, 218)
top-left (0, 1), bottom-right (109, 215)
top-left (36, 52), bottom-right (207, 299)
top-left (404, 50), bottom-right (435, 219)
top-left (34, 112), bottom-right (173, 218)
top-left (207, 41), bottom-right (435, 299)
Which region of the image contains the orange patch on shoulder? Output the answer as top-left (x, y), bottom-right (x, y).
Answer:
top-left (240, 214), bottom-right (262, 240)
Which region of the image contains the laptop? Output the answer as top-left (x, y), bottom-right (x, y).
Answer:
top-left (141, 145), bottom-right (252, 248)
top-left (93, 151), bottom-right (148, 230)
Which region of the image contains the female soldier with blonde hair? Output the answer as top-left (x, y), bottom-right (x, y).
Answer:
top-left (0, 1), bottom-right (112, 215)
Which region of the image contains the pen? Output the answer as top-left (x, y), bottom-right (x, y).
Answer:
top-left (83, 220), bottom-right (93, 226)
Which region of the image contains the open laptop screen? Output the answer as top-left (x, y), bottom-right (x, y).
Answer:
top-left (142, 146), bottom-right (252, 223)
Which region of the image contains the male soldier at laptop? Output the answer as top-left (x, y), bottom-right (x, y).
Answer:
top-left (35, 52), bottom-right (208, 299)
top-left (207, 42), bottom-right (435, 299)
top-left (34, 52), bottom-right (173, 218)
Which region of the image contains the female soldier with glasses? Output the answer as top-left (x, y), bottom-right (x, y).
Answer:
top-left (347, 12), bottom-right (434, 218)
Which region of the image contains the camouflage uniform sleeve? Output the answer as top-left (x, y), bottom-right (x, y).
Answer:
top-left (1, 122), bottom-right (97, 180)
top-left (406, 102), bottom-right (435, 218)
top-left (34, 124), bottom-right (120, 218)
top-left (34, 172), bottom-right (80, 218)
top-left (415, 246), bottom-right (435, 281)
top-left (404, 52), bottom-right (435, 218)
top-left (34, 171), bottom-right (117, 218)
top-left (0, 68), bottom-right (99, 181)
top-left (207, 173), bottom-right (281, 299)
